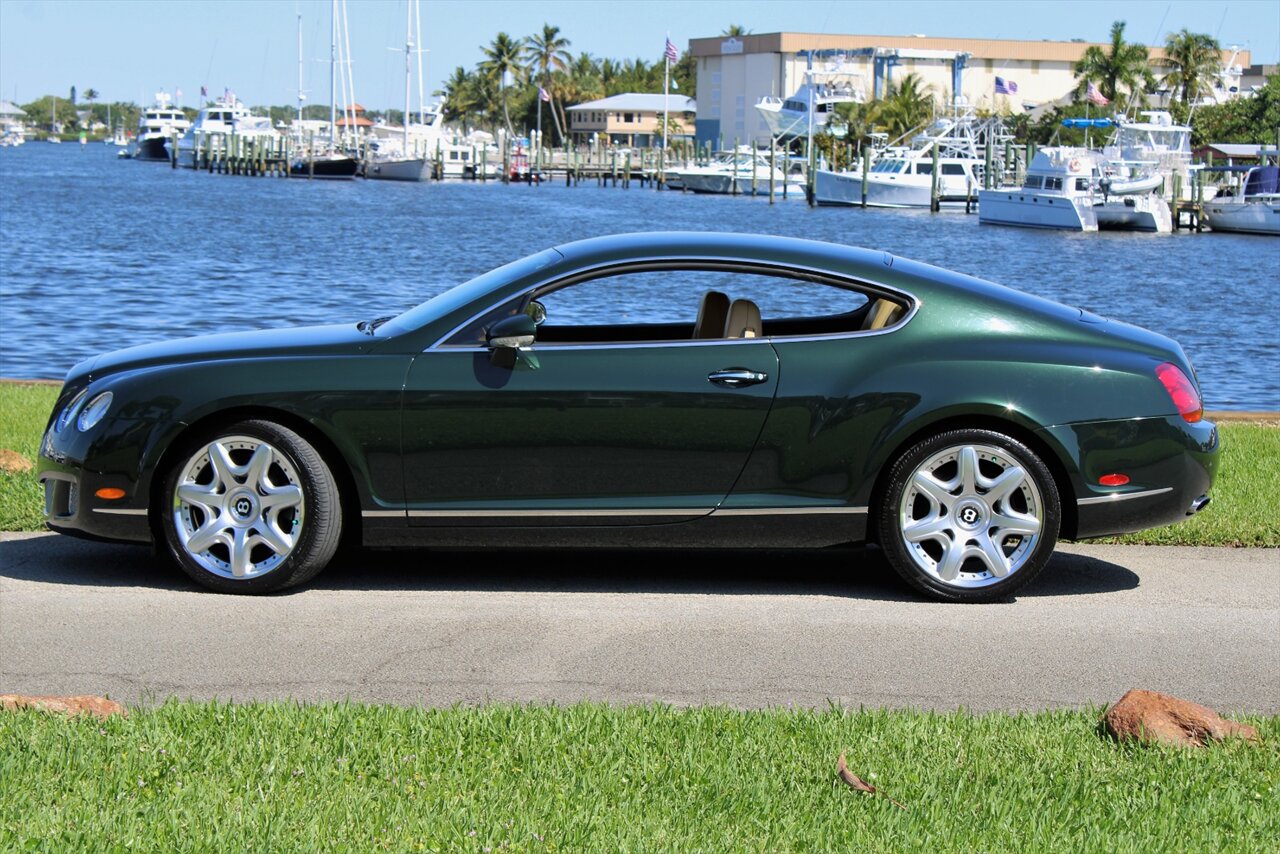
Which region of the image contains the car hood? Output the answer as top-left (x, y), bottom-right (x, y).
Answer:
top-left (68, 323), bottom-right (375, 384)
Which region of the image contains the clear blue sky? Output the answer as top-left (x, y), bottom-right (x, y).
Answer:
top-left (0, 0), bottom-right (1273, 110)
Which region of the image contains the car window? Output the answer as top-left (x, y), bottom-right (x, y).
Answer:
top-left (536, 270), bottom-right (867, 329)
top-left (441, 266), bottom-right (882, 346)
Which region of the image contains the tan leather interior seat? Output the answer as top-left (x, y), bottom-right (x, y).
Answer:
top-left (861, 298), bottom-right (904, 331)
top-left (724, 299), bottom-right (763, 339)
top-left (693, 290), bottom-right (730, 339)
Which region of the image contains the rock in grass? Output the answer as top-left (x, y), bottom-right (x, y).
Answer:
top-left (0, 694), bottom-right (127, 719)
top-left (0, 449), bottom-right (32, 474)
top-left (1104, 689), bottom-right (1258, 748)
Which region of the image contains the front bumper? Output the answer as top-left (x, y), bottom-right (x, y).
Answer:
top-left (1041, 414), bottom-right (1219, 540)
top-left (37, 416), bottom-right (165, 545)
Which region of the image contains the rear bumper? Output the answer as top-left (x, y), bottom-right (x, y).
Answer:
top-left (1041, 415), bottom-right (1219, 539)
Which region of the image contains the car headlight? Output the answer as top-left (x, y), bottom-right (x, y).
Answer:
top-left (76, 391), bottom-right (113, 432)
top-left (54, 389), bottom-right (88, 433)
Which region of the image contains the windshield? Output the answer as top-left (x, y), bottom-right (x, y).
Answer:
top-left (378, 248), bottom-right (562, 336)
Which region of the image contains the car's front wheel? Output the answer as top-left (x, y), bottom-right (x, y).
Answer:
top-left (878, 428), bottom-right (1060, 602)
top-left (160, 419), bottom-right (342, 593)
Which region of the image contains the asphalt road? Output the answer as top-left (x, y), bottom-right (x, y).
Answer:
top-left (1, 532), bottom-right (1276, 713)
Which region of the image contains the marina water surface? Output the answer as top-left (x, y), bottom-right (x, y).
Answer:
top-left (1, 143), bottom-right (1276, 409)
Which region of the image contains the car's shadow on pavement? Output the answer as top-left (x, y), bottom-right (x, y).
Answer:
top-left (0, 534), bottom-right (1141, 599)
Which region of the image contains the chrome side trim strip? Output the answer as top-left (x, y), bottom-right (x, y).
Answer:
top-left (1077, 487), bottom-right (1173, 506)
top-left (397, 506), bottom-right (870, 519)
top-left (92, 508), bottom-right (148, 516)
top-left (407, 507), bottom-right (711, 518)
top-left (712, 506), bottom-right (869, 516)
top-left (362, 510), bottom-right (406, 518)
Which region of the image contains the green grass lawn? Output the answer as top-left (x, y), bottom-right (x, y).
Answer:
top-left (0, 381), bottom-right (1275, 545)
top-left (1, 702), bottom-right (1276, 851)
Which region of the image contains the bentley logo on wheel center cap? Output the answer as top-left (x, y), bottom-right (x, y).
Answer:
top-left (228, 491), bottom-right (258, 521)
top-left (956, 501), bottom-right (985, 529)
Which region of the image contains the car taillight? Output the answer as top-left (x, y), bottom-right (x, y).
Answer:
top-left (1155, 362), bottom-right (1202, 423)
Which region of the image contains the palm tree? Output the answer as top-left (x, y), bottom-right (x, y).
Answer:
top-left (879, 73), bottom-right (934, 140)
top-left (1161, 29), bottom-right (1221, 106)
top-left (439, 67), bottom-right (480, 125)
top-left (721, 25), bottom-right (750, 37)
top-left (1073, 21), bottom-right (1156, 112)
top-left (832, 100), bottom-right (886, 153)
top-left (560, 53), bottom-right (602, 136)
top-left (526, 24), bottom-right (572, 142)
top-left (83, 87), bottom-right (99, 130)
top-left (480, 31), bottom-right (526, 136)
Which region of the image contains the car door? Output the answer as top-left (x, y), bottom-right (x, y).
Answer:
top-left (399, 269), bottom-right (779, 526)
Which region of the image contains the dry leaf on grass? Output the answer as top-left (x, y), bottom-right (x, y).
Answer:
top-left (837, 753), bottom-right (907, 810)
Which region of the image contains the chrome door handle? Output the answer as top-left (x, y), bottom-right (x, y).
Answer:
top-left (708, 368), bottom-right (769, 388)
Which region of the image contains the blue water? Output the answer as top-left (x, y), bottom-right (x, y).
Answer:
top-left (1, 142), bottom-right (1277, 409)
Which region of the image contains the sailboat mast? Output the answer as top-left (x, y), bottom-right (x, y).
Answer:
top-left (415, 0), bottom-right (425, 124)
top-left (296, 12), bottom-right (304, 129)
top-left (404, 0), bottom-right (411, 148)
top-left (329, 0), bottom-right (337, 149)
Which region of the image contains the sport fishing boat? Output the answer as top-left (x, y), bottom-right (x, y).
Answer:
top-left (130, 92), bottom-right (190, 162)
top-left (813, 108), bottom-right (1000, 208)
top-left (755, 57), bottom-right (867, 140)
top-left (1203, 163), bottom-right (1280, 235)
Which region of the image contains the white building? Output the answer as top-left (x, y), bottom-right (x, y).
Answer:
top-left (689, 32), bottom-right (1252, 146)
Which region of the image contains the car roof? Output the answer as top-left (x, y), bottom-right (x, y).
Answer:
top-left (551, 231), bottom-right (893, 277)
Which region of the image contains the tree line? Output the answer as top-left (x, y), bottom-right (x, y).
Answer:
top-left (437, 24), bottom-right (697, 141)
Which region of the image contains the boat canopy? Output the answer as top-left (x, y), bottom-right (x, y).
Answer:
top-left (1061, 118), bottom-right (1114, 128)
top-left (1243, 166), bottom-right (1279, 196)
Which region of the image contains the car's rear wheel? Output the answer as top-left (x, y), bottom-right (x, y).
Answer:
top-left (161, 420), bottom-right (341, 593)
top-left (878, 428), bottom-right (1060, 602)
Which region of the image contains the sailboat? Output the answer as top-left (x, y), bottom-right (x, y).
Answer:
top-left (367, 0), bottom-right (428, 181)
top-left (47, 96), bottom-right (62, 143)
top-left (290, 0), bottom-right (359, 179)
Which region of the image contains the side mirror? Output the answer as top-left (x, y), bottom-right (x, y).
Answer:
top-left (486, 313), bottom-right (536, 350)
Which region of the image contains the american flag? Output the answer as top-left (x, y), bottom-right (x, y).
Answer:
top-left (1086, 82), bottom-right (1110, 106)
top-left (538, 86), bottom-right (551, 103)
top-left (665, 37), bottom-right (679, 64)
top-left (994, 76), bottom-right (1017, 95)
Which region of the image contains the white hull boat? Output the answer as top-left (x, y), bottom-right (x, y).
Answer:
top-left (756, 59), bottom-right (866, 141)
top-left (813, 109), bottom-right (998, 208)
top-left (1202, 165), bottom-right (1279, 235)
top-left (979, 148), bottom-right (1100, 231)
top-left (367, 155), bottom-right (429, 182)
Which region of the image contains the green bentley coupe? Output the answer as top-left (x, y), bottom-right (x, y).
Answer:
top-left (38, 233), bottom-right (1217, 601)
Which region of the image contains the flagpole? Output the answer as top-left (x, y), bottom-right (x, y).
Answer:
top-left (536, 80), bottom-right (543, 174)
top-left (662, 34), bottom-right (671, 153)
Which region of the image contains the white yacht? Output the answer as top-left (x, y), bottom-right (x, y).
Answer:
top-left (1203, 164), bottom-right (1280, 235)
top-left (176, 95), bottom-right (278, 168)
top-left (130, 92), bottom-right (190, 162)
top-left (813, 109), bottom-right (999, 208)
top-left (979, 149), bottom-right (1101, 230)
top-left (675, 147), bottom-right (803, 196)
top-left (755, 59), bottom-right (867, 140)
top-left (979, 147), bottom-right (1174, 232)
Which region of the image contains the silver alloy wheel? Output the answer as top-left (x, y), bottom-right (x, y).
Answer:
top-left (898, 443), bottom-right (1043, 588)
top-left (172, 435), bottom-right (305, 579)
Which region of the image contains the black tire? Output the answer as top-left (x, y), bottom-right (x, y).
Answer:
top-left (878, 428), bottom-right (1060, 603)
top-left (160, 419), bottom-right (342, 594)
